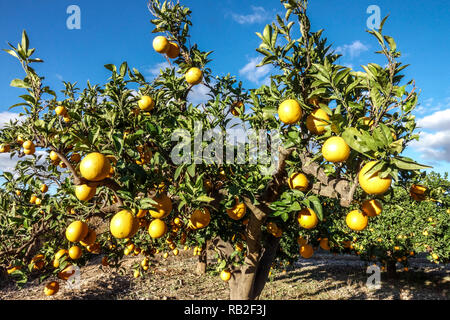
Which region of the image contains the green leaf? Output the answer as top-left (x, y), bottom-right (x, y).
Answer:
top-left (21, 30), bottom-right (29, 53)
top-left (187, 163), bottom-right (196, 177)
top-left (391, 157), bottom-right (432, 171)
top-left (10, 79), bottom-right (29, 88)
top-left (174, 165), bottom-right (184, 181)
top-left (196, 195), bottom-right (215, 203)
top-left (308, 196), bottom-right (323, 221)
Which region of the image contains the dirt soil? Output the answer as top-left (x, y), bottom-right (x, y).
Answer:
top-left (0, 250), bottom-right (448, 300)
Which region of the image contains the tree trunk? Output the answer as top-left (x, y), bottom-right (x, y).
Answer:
top-left (228, 236), bottom-right (280, 300)
top-left (196, 243), bottom-right (207, 275)
top-left (385, 260), bottom-right (398, 279)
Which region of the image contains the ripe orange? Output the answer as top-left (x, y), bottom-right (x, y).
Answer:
top-left (136, 209), bottom-right (148, 218)
top-left (70, 153), bottom-right (81, 163)
top-left (79, 152), bottom-right (111, 182)
top-left (149, 193), bottom-right (172, 218)
top-left (40, 184), bottom-right (48, 193)
top-left (138, 96), bottom-right (155, 111)
top-left (75, 184), bottom-right (97, 201)
top-left (297, 236), bottom-right (307, 246)
top-left (58, 265), bottom-right (75, 280)
top-left (297, 208), bottom-right (319, 229)
top-left (69, 246), bottom-right (82, 260)
top-left (220, 270), bottom-right (232, 282)
top-left (23, 145), bottom-right (36, 155)
top-left (66, 221), bottom-right (89, 242)
top-left (185, 67), bottom-right (203, 85)
top-left (410, 184), bottom-right (427, 201)
top-left (0, 144), bottom-right (10, 153)
top-left (322, 136), bottom-right (350, 163)
top-left (346, 210), bottom-right (368, 231)
top-left (166, 42), bottom-right (180, 59)
top-left (319, 238), bottom-right (330, 251)
top-left (359, 117), bottom-right (374, 127)
top-left (23, 140), bottom-right (34, 149)
top-left (189, 208), bottom-right (211, 229)
top-left (35, 198), bottom-right (42, 205)
top-left (49, 151), bottom-right (59, 161)
top-left (80, 228), bottom-right (96, 246)
top-left (226, 201), bottom-right (246, 220)
top-left (173, 248), bottom-right (179, 256)
top-left (278, 99), bottom-right (302, 124)
top-left (148, 219), bottom-right (167, 239)
top-left (299, 244), bottom-right (314, 259)
top-left (358, 161), bottom-right (392, 195)
top-left (231, 101), bottom-right (245, 116)
top-left (55, 106), bottom-right (67, 116)
top-left (44, 281), bottom-right (59, 296)
top-left (288, 172), bottom-right (308, 191)
top-left (306, 109), bottom-right (330, 134)
top-left (361, 199), bottom-right (383, 217)
top-left (153, 36), bottom-right (170, 53)
top-left (29, 194), bottom-right (38, 204)
top-left (110, 210), bottom-right (138, 239)
top-left (54, 249), bottom-right (68, 261)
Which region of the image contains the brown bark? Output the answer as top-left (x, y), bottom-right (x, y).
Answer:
top-left (196, 243), bottom-right (207, 275)
top-left (385, 260), bottom-right (398, 279)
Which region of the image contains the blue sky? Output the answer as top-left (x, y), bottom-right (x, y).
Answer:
top-left (0, 0), bottom-right (449, 175)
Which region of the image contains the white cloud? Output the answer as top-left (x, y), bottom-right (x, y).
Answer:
top-left (417, 109), bottom-right (450, 129)
top-left (239, 57), bottom-right (272, 84)
top-left (187, 83), bottom-right (211, 105)
top-left (0, 111), bottom-right (23, 128)
top-left (335, 41), bottom-right (369, 59)
top-left (409, 108), bottom-right (450, 163)
top-left (230, 6), bottom-right (271, 25)
top-left (410, 130), bottom-right (450, 163)
top-left (144, 62), bottom-right (171, 78)
top-left (415, 97), bottom-right (450, 115)
top-left (0, 153), bottom-right (20, 173)
top-left (56, 74), bottom-right (64, 81)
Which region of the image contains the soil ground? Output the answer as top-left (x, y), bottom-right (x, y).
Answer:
top-left (0, 250), bottom-right (448, 300)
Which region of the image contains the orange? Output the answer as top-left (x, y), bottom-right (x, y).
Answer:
top-left (410, 184), bottom-right (427, 201)
top-left (185, 67), bottom-right (203, 85)
top-left (220, 270), bottom-right (232, 282)
top-left (69, 246), bottom-right (82, 260)
top-left (358, 161), bottom-right (392, 195)
top-left (40, 184), bottom-right (48, 193)
top-left (54, 249), bottom-right (68, 261)
top-left (346, 210), bottom-right (368, 231)
top-left (0, 144), bottom-right (10, 153)
top-left (136, 209), bottom-right (148, 218)
top-left (359, 117), bottom-right (374, 127)
top-left (23, 145), bottom-right (35, 155)
top-left (173, 248), bottom-right (179, 256)
top-left (148, 219), bottom-right (167, 239)
top-left (7, 266), bottom-right (21, 274)
top-left (299, 244), bottom-right (314, 258)
top-left (65, 221), bottom-right (88, 242)
top-left (319, 238), bottom-right (330, 251)
top-left (361, 199), bottom-right (383, 217)
top-left (189, 208), bottom-right (211, 229)
top-left (226, 201), bottom-right (246, 220)
top-left (288, 172), bottom-right (308, 191)
top-left (44, 281), bottom-right (59, 296)
top-left (86, 243), bottom-right (101, 254)
top-left (30, 194), bottom-right (37, 204)
top-left (80, 228), bottom-right (96, 246)
top-left (49, 151), bottom-right (59, 161)
top-left (278, 99), bottom-right (302, 124)
top-left (70, 153), bottom-right (81, 163)
top-left (35, 198), bottom-right (42, 205)
top-left (23, 140), bottom-right (34, 149)
top-left (297, 208), bottom-right (318, 229)
top-left (153, 36), bottom-right (170, 53)
top-left (75, 184), bottom-right (97, 201)
top-left (231, 101), bottom-right (245, 116)
top-left (306, 109), bottom-right (330, 134)
top-left (149, 193), bottom-right (172, 218)
top-left (79, 152), bottom-right (111, 182)
top-left (166, 42), bottom-right (180, 59)
top-left (297, 236), bottom-right (307, 246)
top-left (110, 210), bottom-right (137, 239)
top-left (55, 106), bottom-right (67, 116)
top-left (58, 265), bottom-right (75, 280)
top-left (138, 96), bottom-right (155, 111)
top-left (322, 136), bottom-right (350, 163)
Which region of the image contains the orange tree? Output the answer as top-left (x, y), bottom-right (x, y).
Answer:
top-left (325, 171), bottom-right (449, 277)
top-left (0, 0), bottom-right (432, 299)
